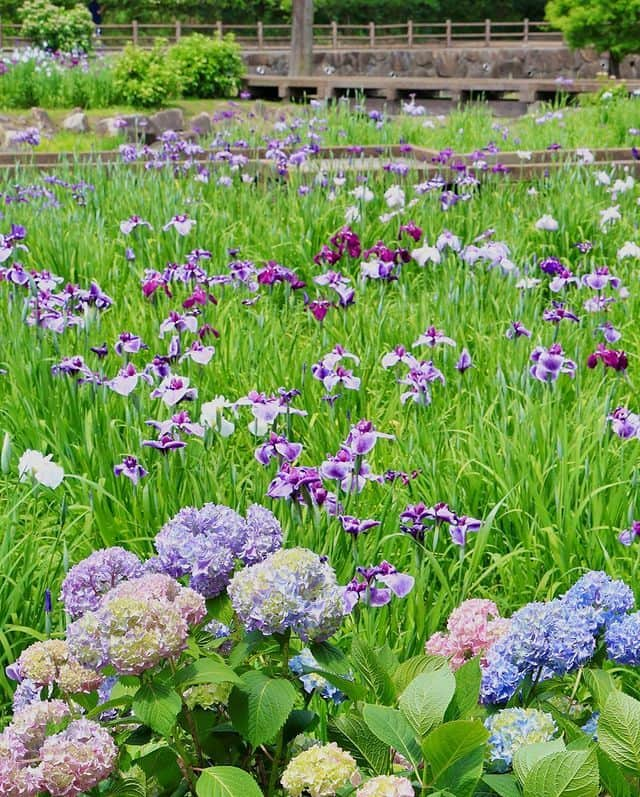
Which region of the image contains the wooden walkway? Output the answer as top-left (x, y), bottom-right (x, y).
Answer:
top-left (244, 75), bottom-right (640, 103)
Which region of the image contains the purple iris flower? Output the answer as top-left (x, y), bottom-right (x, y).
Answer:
top-left (539, 257), bottom-right (564, 276)
top-left (381, 345), bottom-right (418, 369)
top-left (183, 284), bottom-right (216, 310)
top-left (344, 419), bottom-right (394, 455)
top-left (114, 455), bottom-right (148, 484)
top-left (266, 463), bottom-right (332, 508)
top-left (542, 301), bottom-right (580, 324)
top-left (114, 332), bottom-right (148, 356)
top-left (146, 410), bottom-right (204, 438)
top-left (398, 360), bottom-right (446, 405)
top-left (549, 267), bottom-right (579, 293)
top-left (584, 296), bottom-right (616, 313)
top-left (597, 322), bottom-right (621, 344)
top-left (339, 515), bottom-right (381, 536)
top-left (305, 298), bottom-right (335, 322)
top-left (159, 311), bottom-right (199, 338)
top-left (400, 501), bottom-right (457, 541)
top-left (150, 375), bottom-right (198, 407)
top-left (448, 515), bottom-right (482, 546)
top-left (107, 363), bottom-right (153, 396)
top-left (582, 267), bottom-right (620, 291)
top-left (575, 241), bottom-right (593, 254)
top-left (343, 561), bottom-right (414, 611)
top-left (619, 521), bottom-right (640, 546)
top-left (90, 343), bottom-right (109, 359)
top-left (456, 348), bottom-right (473, 372)
top-left (413, 326), bottom-right (456, 348)
top-left (608, 407), bottom-right (640, 439)
top-left (120, 215), bottom-right (152, 235)
top-left (125, 247), bottom-right (136, 261)
top-left (398, 221), bottom-right (423, 242)
top-left (78, 281), bottom-right (113, 310)
top-left (587, 344), bottom-right (628, 372)
top-left (530, 343), bottom-right (577, 382)
top-left (255, 433), bottom-right (303, 465)
top-left (163, 214), bottom-right (196, 236)
top-left (142, 432), bottom-right (187, 452)
top-left (320, 448), bottom-right (379, 493)
top-left (51, 356), bottom-right (92, 378)
top-left (505, 321), bottom-right (532, 339)
top-left (313, 271), bottom-right (355, 305)
top-left (180, 340), bottom-right (215, 365)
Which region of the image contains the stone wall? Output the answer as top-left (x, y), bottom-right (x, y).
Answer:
top-left (244, 46), bottom-right (640, 80)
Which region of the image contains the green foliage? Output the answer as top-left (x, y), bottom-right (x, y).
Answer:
top-left (168, 34), bottom-right (244, 99)
top-left (598, 690), bottom-right (640, 775)
top-left (546, 0), bottom-right (640, 71)
top-left (228, 670), bottom-right (297, 747)
top-left (132, 679), bottom-right (182, 736)
top-left (361, 704), bottom-right (423, 773)
top-left (20, 0), bottom-right (95, 53)
top-left (196, 767), bottom-right (263, 797)
top-left (521, 749), bottom-right (599, 797)
top-left (422, 720), bottom-right (489, 797)
top-left (398, 667), bottom-right (456, 736)
top-left (112, 42), bottom-right (177, 108)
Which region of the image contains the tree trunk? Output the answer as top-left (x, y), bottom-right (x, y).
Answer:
top-left (290, 0), bottom-right (314, 76)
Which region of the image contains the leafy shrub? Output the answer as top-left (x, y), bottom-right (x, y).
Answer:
top-left (112, 42), bottom-right (177, 108)
top-left (167, 34), bottom-right (244, 99)
top-left (0, 50), bottom-right (120, 109)
top-left (20, 0), bottom-right (95, 53)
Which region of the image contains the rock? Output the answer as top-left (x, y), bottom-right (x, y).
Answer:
top-left (150, 108), bottom-right (185, 133)
top-left (117, 115), bottom-right (159, 144)
top-left (190, 112), bottom-right (212, 137)
top-left (31, 107), bottom-right (55, 132)
top-left (95, 117), bottom-right (125, 137)
top-left (62, 111), bottom-right (89, 134)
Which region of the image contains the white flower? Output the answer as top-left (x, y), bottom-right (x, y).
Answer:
top-left (535, 214), bottom-right (559, 231)
top-left (351, 186), bottom-right (374, 202)
top-left (18, 450), bottom-right (64, 489)
top-left (595, 171), bottom-right (612, 186)
top-left (345, 205), bottom-right (361, 223)
top-left (600, 205), bottom-right (621, 228)
top-left (617, 241), bottom-right (640, 260)
top-left (576, 148), bottom-right (594, 164)
top-left (611, 176), bottom-right (635, 198)
top-left (516, 150), bottom-right (532, 161)
top-left (411, 244), bottom-right (441, 267)
top-left (527, 187), bottom-right (538, 196)
top-left (200, 396), bottom-right (235, 437)
top-left (515, 277), bottom-right (541, 290)
top-left (384, 185), bottom-right (405, 209)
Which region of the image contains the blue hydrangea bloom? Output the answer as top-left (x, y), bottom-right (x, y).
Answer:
top-left (485, 708), bottom-right (557, 770)
top-left (563, 571), bottom-right (634, 627)
top-left (289, 648), bottom-right (347, 704)
top-left (605, 612), bottom-right (640, 665)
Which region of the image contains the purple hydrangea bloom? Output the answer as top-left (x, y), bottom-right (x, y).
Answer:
top-left (241, 504), bottom-right (283, 566)
top-left (562, 571), bottom-right (634, 626)
top-left (60, 547), bottom-right (144, 619)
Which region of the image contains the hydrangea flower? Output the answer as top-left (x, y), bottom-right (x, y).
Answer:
top-left (606, 612), bottom-right (640, 665)
top-left (281, 742), bottom-right (359, 797)
top-left (60, 547), bottom-right (144, 619)
top-left (486, 708), bottom-right (557, 770)
top-left (425, 599), bottom-right (510, 669)
top-left (228, 547), bottom-right (347, 642)
top-left (154, 502), bottom-right (281, 597)
top-left (357, 775), bottom-right (414, 796)
top-left (11, 639), bottom-right (103, 694)
top-left (67, 574), bottom-right (205, 675)
top-left (562, 571), bottom-right (634, 627)
top-left (481, 599), bottom-right (599, 704)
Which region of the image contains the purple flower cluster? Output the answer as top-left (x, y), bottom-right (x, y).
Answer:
top-left (400, 501), bottom-right (482, 546)
top-left (153, 502), bottom-right (282, 596)
top-left (343, 561), bottom-right (414, 610)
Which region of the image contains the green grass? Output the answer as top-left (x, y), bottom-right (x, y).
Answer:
top-left (0, 96), bottom-right (639, 710)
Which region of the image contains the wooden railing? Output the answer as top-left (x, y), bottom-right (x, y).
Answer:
top-left (0, 19), bottom-right (561, 52)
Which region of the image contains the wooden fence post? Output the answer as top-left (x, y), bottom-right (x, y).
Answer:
top-left (331, 20), bottom-right (338, 48)
top-left (0, 22), bottom-right (4, 53)
top-left (523, 17), bottom-right (529, 43)
top-left (445, 19), bottom-right (452, 47)
top-left (216, 20), bottom-right (223, 38)
top-left (484, 18), bottom-right (491, 46)
top-left (369, 21), bottom-right (375, 47)
top-left (175, 20), bottom-right (181, 42)
top-left (407, 19), bottom-right (413, 47)
top-left (257, 21), bottom-right (264, 47)
top-left (132, 20), bottom-right (138, 46)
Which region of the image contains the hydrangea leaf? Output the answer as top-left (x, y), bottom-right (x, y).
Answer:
top-left (599, 690), bottom-right (640, 775)
top-left (421, 719), bottom-right (489, 797)
top-left (196, 766), bottom-right (263, 797)
top-left (132, 680), bottom-right (182, 736)
top-left (522, 749), bottom-right (599, 797)
top-left (399, 667), bottom-right (456, 737)
top-left (513, 740), bottom-right (566, 785)
top-left (228, 670), bottom-right (296, 747)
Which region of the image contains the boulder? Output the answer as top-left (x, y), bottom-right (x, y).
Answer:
top-left (150, 108), bottom-right (185, 133)
top-left (190, 112), bottom-right (212, 137)
top-left (117, 115), bottom-right (159, 144)
top-left (95, 117), bottom-right (125, 137)
top-left (62, 111), bottom-right (89, 133)
top-left (30, 107), bottom-right (55, 132)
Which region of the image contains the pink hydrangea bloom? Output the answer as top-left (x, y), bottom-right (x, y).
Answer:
top-left (425, 598), bottom-right (510, 669)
